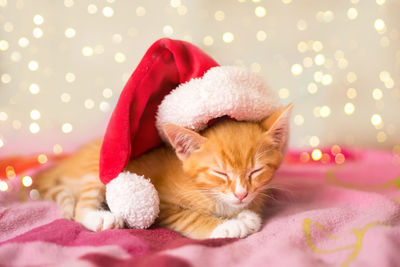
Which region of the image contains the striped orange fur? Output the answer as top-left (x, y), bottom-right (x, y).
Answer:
top-left (34, 105), bottom-right (291, 238)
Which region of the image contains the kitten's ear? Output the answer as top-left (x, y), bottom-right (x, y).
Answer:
top-left (261, 103), bottom-right (293, 147)
top-left (162, 123), bottom-right (207, 160)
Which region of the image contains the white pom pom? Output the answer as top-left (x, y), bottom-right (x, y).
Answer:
top-left (106, 171), bottom-right (160, 229)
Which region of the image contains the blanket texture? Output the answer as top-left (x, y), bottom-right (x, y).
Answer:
top-left (1, 149), bottom-right (399, 267)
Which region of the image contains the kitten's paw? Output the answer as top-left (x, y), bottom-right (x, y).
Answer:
top-left (81, 210), bottom-right (124, 232)
top-left (61, 205), bottom-right (74, 220)
top-left (236, 210), bottom-right (262, 234)
top-left (210, 219), bottom-right (249, 238)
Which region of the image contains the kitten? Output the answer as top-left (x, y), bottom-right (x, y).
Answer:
top-left (34, 104), bottom-right (291, 239)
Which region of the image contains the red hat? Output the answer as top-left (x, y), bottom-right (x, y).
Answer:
top-left (99, 38), bottom-right (219, 184)
top-left (100, 38), bottom-right (282, 184)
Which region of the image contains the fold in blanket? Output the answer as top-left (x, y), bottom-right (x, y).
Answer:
top-left (1, 149), bottom-right (400, 267)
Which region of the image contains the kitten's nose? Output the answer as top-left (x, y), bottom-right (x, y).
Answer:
top-left (234, 191), bottom-right (248, 201)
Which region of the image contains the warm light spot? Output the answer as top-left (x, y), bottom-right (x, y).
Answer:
top-left (371, 114), bottom-right (383, 127)
top-left (177, 5), bottom-right (187, 15)
top-left (112, 34), bottom-right (122, 43)
top-left (379, 71), bottom-right (390, 82)
top-left (311, 149), bottom-right (322, 161)
top-left (255, 6), bottom-right (266, 17)
top-left (335, 153), bottom-right (345, 164)
top-left (214, 10), bottom-right (225, 21)
top-left (314, 71), bottom-right (323, 83)
top-left (88, 4), bottom-right (97, 14)
top-left (1, 74), bottom-right (11, 84)
top-left (347, 8), bottom-right (358, 20)
top-left (321, 74), bottom-right (332, 85)
top-left (331, 145), bottom-right (341, 155)
top-left (0, 181), bottom-right (8, 192)
top-left (30, 109), bottom-right (41, 120)
top-left (344, 103), bottom-right (355, 115)
top-left (62, 123), bottom-right (73, 133)
top-left (374, 19), bottom-right (386, 33)
top-left (203, 36), bottom-right (214, 46)
top-left (33, 27), bottom-right (43, 38)
top-left (170, 0), bottom-right (181, 7)
top-left (294, 114), bottom-right (304, 125)
top-left (313, 106), bottom-right (321, 118)
top-left (0, 112), bottom-right (8, 121)
top-left (22, 176), bottom-right (33, 187)
top-left (346, 88), bottom-right (357, 99)
top-left (11, 51), bottom-right (21, 62)
top-left (223, 32), bottom-right (234, 43)
top-left (53, 144), bottom-right (63, 154)
top-left (319, 105), bottom-right (331, 117)
top-left (162, 25), bottom-right (174, 36)
top-left (297, 20), bottom-right (307, 31)
top-left (84, 99), bottom-right (95, 109)
top-left (278, 88), bottom-right (290, 99)
top-left (4, 22), bottom-right (13, 32)
top-left (312, 41), bottom-right (323, 52)
top-left (346, 72), bottom-right (357, 83)
top-left (37, 154), bottom-right (48, 164)
top-left (64, 0), bottom-right (74, 7)
top-left (376, 0), bottom-right (386, 5)
top-left (300, 152), bottom-right (310, 163)
top-left (102, 6), bottom-right (114, 17)
top-left (307, 83), bottom-right (318, 94)
top-left (0, 138), bottom-right (4, 148)
top-left (60, 93), bottom-right (71, 103)
top-left (103, 88), bottom-right (113, 98)
top-left (65, 28), bottom-right (76, 38)
top-left (282, 0), bottom-right (292, 4)
top-left (114, 52), bottom-right (126, 63)
top-left (82, 46), bottom-right (94, 56)
top-left (377, 131), bottom-right (387, 143)
top-left (256, 30), bottom-right (267, 41)
top-left (28, 61), bottom-right (39, 71)
top-left (314, 54), bottom-right (325, 65)
top-left (18, 37), bottom-right (29, 47)
top-left (136, 6), bottom-right (146, 16)
top-left (297, 41), bottom-right (308, 53)
top-left (0, 40), bottom-right (9, 51)
top-left (303, 57), bottom-right (313, 68)
top-left (30, 189), bottom-right (40, 200)
top-left (29, 122), bottom-right (40, 134)
top-left (99, 101), bottom-right (110, 112)
top-left (65, 72), bottom-right (76, 83)
top-left (291, 64), bottom-right (303, 76)
top-left (372, 88), bottom-right (383, 100)
top-left (309, 136), bottom-right (320, 147)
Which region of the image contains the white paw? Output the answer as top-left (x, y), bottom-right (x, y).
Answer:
top-left (81, 210), bottom-right (124, 232)
top-left (236, 210), bottom-right (262, 234)
top-left (210, 219), bottom-right (249, 238)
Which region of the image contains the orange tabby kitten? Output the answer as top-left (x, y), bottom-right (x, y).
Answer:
top-left (34, 104), bottom-right (291, 239)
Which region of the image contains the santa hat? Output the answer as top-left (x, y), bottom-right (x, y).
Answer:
top-left (100, 38), bottom-right (283, 229)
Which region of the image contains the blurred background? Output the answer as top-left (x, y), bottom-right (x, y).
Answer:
top-left (0, 0), bottom-right (399, 158)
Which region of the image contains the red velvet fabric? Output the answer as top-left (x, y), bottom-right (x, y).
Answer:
top-left (99, 38), bottom-right (219, 184)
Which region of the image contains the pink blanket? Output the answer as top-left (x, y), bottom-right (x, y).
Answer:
top-left (1, 149), bottom-right (400, 267)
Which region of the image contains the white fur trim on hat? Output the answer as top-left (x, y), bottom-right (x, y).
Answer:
top-left (156, 66), bottom-right (282, 140)
top-left (106, 171), bottom-right (160, 229)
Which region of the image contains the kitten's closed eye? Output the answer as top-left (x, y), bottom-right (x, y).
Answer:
top-left (248, 167), bottom-right (264, 179)
top-left (210, 170), bottom-right (230, 180)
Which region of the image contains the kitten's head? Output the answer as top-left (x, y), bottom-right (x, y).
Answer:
top-left (162, 104), bottom-right (292, 208)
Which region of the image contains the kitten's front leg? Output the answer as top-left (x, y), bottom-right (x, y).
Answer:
top-left (158, 203), bottom-right (225, 239)
top-left (210, 210), bottom-right (262, 238)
